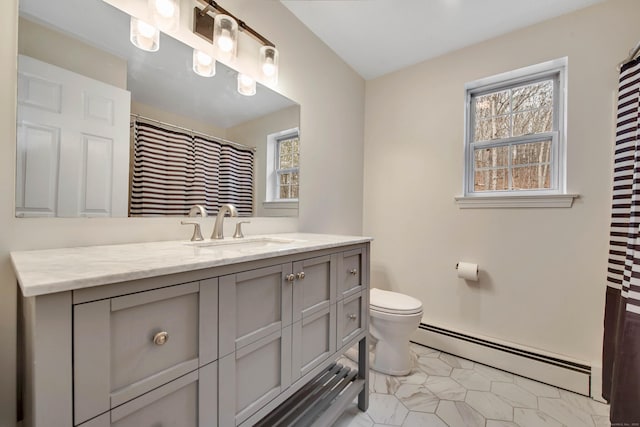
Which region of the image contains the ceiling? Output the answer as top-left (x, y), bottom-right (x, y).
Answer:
top-left (281, 0), bottom-right (605, 80)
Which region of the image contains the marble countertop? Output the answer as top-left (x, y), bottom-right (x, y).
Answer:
top-left (11, 233), bottom-right (372, 297)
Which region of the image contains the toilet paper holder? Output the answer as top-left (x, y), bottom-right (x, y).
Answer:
top-left (455, 262), bottom-right (479, 281)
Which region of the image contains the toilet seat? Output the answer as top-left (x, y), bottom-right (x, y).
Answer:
top-left (370, 288), bottom-right (423, 315)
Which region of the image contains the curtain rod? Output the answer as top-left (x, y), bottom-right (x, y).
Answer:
top-left (130, 114), bottom-right (256, 152)
top-left (618, 40), bottom-right (640, 70)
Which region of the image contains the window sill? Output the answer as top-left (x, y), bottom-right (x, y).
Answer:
top-left (455, 194), bottom-right (579, 209)
top-left (262, 200), bottom-right (299, 209)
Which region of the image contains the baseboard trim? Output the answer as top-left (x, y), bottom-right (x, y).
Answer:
top-left (412, 323), bottom-right (592, 396)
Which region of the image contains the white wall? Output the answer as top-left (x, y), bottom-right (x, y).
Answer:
top-left (363, 0), bottom-right (639, 367)
top-left (0, 0), bottom-right (365, 424)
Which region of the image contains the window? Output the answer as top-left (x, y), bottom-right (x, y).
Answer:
top-left (266, 128), bottom-right (299, 205)
top-left (463, 58), bottom-right (567, 200)
top-left (275, 133), bottom-right (300, 199)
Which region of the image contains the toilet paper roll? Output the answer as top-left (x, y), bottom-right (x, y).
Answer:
top-left (457, 262), bottom-right (479, 281)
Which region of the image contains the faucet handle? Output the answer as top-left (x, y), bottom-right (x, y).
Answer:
top-left (181, 220), bottom-right (204, 241)
top-left (233, 221), bottom-right (251, 239)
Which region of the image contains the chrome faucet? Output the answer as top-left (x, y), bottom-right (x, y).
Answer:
top-left (211, 204), bottom-right (238, 239)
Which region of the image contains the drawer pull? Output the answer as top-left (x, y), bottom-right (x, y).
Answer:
top-left (348, 314), bottom-right (357, 321)
top-left (349, 269), bottom-right (358, 275)
top-left (285, 273), bottom-right (296, 282)
top-left (296, 272), bottom-right (306, 280)
top-left (153, 331), bottom-right (169, 346)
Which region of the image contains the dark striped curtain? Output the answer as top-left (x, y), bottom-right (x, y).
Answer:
top-left (603, 56), bottom-right (640, 424)
top-left (131, 120), bottom-right (254, 217)
top-left (218, 144), bottom-right (254, 216)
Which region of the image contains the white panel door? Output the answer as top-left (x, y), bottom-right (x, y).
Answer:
top-left (16, 55), bottom-right (131, 217)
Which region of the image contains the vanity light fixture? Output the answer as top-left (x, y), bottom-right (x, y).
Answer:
top-left (193, 1), bottom-right (280, 88)
top-left (149, 0), bottom-right (180, 31)
top-left (193, 49), bottom-right (216, 77)
top-left (213, 14), bottom-right (238, 60)
top-left (259, 45), bottom-right (279, 85)
top-left (237, 73), bottom-right (256, 96)
top-left (130, 16), bottom-right (159, 52)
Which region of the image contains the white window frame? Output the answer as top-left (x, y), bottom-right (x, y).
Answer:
top-left (265, 127), bottom-right (299, 207)
top-left (458, 57), bottom-right (577, 208)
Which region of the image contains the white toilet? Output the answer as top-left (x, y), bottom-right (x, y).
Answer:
top-left (369, 288), bottom-right (423, 376)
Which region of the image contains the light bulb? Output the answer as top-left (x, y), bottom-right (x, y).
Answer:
top-left (130, 17), bottom-right (159, 51)
top-left (196, 51), bottom-right (213, 66)
top-left (239, 74), bottom-right (253, 86)
top-left (137, 19), bottom-right (157, 38)
top-left (217, 29), bottom-right (233, 53)
top-left (193, 49), bottom-right (215, 77)
top-left (154, 0), bottom-right (175, 18)
top-left (262, 58), bottom-right (276, 77)
top-left (237, 73), bottom-right (256, 96)
top-left (259, 46), bottom-right (279, 84)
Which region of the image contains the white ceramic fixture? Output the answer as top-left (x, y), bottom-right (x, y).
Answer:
top-left (369, 288), bottom-right (423, 375)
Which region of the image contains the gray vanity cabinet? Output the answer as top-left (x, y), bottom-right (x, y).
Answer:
top-left (218, 254), bottom-right (338, 426)
top-left (73, 279), bottom-right (218, 425)
top-left (18, 239), bottom-right (370, 427)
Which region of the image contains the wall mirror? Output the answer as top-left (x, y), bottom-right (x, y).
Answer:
top-left (16, 0), bottom-right (300, 218)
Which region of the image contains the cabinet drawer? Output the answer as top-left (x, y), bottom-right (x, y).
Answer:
top-left (338, 249), bottom-right (365, 298)
top-left (337, 290), bottom-right (367, 348)
top-left (78, 363), bottom-right (217, 427)
top-left (74, 280), bottom-right (218, 425)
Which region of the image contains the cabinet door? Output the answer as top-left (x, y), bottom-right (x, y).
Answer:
top-left (73, 280), bottom-right (217, 425)
top-left (78, 363), bottom-right (217, 427)
top-left (219, 263), bottom-right (292, 357)
top-left (337, 290), bottom-right (368, 348)
top-left (337, 248), bottom-right (365, 299)
top-left (291, 255), bottom-right (337, 380)
top-left (219, 327), bottom-right (292, 426)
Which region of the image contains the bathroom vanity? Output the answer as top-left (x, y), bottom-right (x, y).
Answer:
top-left (12, 233), bottom-right (371, 427)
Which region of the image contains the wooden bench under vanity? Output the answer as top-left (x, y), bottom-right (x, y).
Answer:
top-left (12, 233), bottom-right (371, 427)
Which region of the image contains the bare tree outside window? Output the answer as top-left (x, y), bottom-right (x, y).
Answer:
top-left (472, 79), bottom-right (554, 192)
top-left (277, 135), bottom-right (299, 199)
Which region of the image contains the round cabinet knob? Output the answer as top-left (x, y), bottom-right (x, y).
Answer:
top-left (348, 314), bottom-right (357, 321)
top-left (296, 272), bottom-right (306, 280)
top-left (286, 273), bottom-right (296, 282)
top-left (153, 331), bottom-right (169, 346)
top-left (349, 269), bottom-right (358, 275)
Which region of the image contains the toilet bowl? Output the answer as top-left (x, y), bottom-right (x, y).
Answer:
top-left (369, 288), bottom-right (423, 376)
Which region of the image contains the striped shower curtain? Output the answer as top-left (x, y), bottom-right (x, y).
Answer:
top-left (131, 120), bottom-right (254, 216)
top-left (603, 56), bottom-right (640, 423)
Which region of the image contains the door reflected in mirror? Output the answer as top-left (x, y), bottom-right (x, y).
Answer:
top-left (16, 0), bottom-right (300, 218)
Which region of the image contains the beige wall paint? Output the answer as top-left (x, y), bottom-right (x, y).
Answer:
top-left (363, 0), bottom-right (639, 365)
top-left (131, 101), bottom-right (228, 139)
top-left (227, 105), bottom-right (300, 217)
top-left (18, 17), bottom-right (127, 89)
top-left (0, 0), bottom-right (365, 424)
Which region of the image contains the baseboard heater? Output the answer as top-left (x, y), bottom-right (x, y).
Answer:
top-left (255, 363), bottom-right (364, 427)
top-left (415, 323), bottom-right (592, 395)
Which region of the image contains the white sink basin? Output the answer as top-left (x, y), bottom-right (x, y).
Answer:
top-left (186, 236), bottom-right (302, 250)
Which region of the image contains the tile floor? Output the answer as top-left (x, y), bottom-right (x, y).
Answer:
top-left (334, 343), bottom-right (610, 427)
